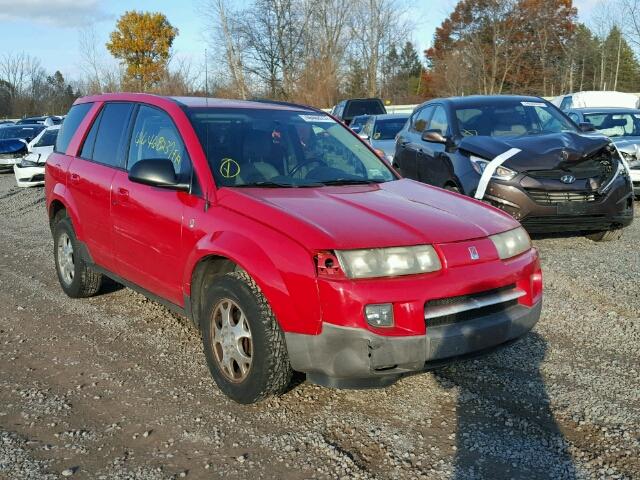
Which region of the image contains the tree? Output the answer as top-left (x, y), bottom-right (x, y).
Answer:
top-left (106, 10), bottom-right (178, 91)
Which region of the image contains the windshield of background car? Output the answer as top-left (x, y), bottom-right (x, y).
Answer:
top-left (344, 100), bottom-right (386, 118)
top-left (187, 108), bottom-right (396, 187)
top-left (455, 101), bottom-right (577, 137)
top-left (372, 118), bottom-right (408, 140)
top-left (0, 125), bottom-right (45, 141)
top-left (34, 129), bottom-right (59, 147)
top-left (584, 112), bottom-right (640, 137)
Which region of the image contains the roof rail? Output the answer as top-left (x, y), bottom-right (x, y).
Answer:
top-left (250, 98), bottom-right (324, 113)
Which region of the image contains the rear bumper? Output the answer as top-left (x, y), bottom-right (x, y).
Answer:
top-left (485, 176), bottom-right (634, 233)
top-left (286, 300), bottom-right (541, 388)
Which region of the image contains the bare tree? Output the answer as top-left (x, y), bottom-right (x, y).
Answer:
top-left (201, 0), bottom-right (248, 98)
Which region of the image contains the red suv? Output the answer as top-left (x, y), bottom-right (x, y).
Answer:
top-left (46, 94), bottom-right (543, 404)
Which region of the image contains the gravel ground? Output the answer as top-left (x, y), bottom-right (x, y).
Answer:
top-left (0, 172), bottom-right (638, 480)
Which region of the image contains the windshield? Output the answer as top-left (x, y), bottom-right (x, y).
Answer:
top-left (34, 129), bottom-right (59, 147)
top-left (0, 125), bottom-right (44, 141)
top-left (584, 112), bottom-right (640, 137)
top-left (372, 118), bottom-right (408, 140)
top-left (187, 108), bottom-right (396, 188)
top-left (455, 101), bottom-right (577, 137)
top-left (344, 100), bottom-right (385, 118)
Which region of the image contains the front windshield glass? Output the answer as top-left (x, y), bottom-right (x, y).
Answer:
top-left (584, 112), bottom-right (640, 137)
top-left (187, 108), bottom-right (396, 187)
top-left (372, 118), bottom-right (408, 140)
top-left (455, 101), bottom-right (577, 137)
top-left (35, 129), bottom-right (59, 147)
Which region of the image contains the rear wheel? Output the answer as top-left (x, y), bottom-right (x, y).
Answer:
top-left (53, 214), bottom-right (102, 297)
top-left (586, 229), bottom-right (624, 242)
top-left (201, 271), bottom-right (292, 404)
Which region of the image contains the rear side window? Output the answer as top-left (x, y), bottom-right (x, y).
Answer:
top-left (55, 103), bottom-right (92, 154)
top-left (88, 103), bottom-right (134, 167)
top-left (127, 105), bottom-right (190, 180)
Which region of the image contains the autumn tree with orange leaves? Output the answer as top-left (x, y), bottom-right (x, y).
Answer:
top-left (107, 11), bottom-right (178, 92)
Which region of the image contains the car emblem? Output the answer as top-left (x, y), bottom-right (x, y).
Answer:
top-left (560, 174), bottom-right (576, 184)
top-left (468, 246), bottom-right (480, 260)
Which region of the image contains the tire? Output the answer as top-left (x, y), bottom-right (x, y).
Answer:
top-left (53, 214), bottom-right (103, 298)
top-left (201, 271), bottom-right (292, 404)
top-left (586, 229), bottom-right (624, 242)
top-left (444, 184), bottom-right (461, 193)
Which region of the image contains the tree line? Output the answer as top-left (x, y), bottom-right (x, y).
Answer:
top-left (2, 0), bottom-right (640, 119)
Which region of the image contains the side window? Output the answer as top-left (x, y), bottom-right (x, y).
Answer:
top-left (362, 118), bottom-right (374, 137)
top-left (412, 106), bottom-right (435, 133)
top-left (89, 103), bottom-right (134, 167)
top-left (429, 106), bottom-right (449, 135)
top-left (80, 110), bottom-right (102, 159)
top-left (128, 105), bottom-right (190, 180)
top-left (567, 112), bottom-right (580, 123)
top-left (54, 102), bottom-right (92, 154)
top-left (534, 106), bottom-right (565, 133)
top-left (559, 96), bottom-right (573, 111)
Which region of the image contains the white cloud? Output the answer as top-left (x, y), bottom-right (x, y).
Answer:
top-left (0, 0), bottom-right (112, 28)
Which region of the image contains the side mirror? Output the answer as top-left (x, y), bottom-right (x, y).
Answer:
top-left (578, 122), bottom-right (596, 132)
top-left (128, 159), bottom-right (189, 191)
top-left (421, 129), bottom-right (448, 143)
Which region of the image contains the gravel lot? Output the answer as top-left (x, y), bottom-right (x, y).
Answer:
top-left (0, 172), bottom-right (638, 480)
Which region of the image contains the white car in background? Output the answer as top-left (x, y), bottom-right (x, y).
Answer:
top-left (13, 125), bottom-right (60, 187)
top-left (552, 91), bottom-right (640, 111)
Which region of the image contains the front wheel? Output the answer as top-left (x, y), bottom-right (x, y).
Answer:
top-left (201, 271), bottom-right (292, 404)
top-left (53, 215), bottom-right (102, 298)
top-left (586, 229), bottom-right (624, 242)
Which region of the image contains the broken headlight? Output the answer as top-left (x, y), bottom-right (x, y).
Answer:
top-left (19, 153), bottom-right (41, 167)
top-left (470, 155), bottom-right (517, 180)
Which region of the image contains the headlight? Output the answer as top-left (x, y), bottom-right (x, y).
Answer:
top-left (470, 155), bottom-right (517, 180)
top-left (335, 245), bottom-right (442, 279)
top-left (489, 227), bottom-right (531, 260)
top-left (19, 153), bottom-right (40, 167)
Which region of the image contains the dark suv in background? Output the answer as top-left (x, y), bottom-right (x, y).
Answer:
top-left (394, 95), bottom-right (634, 241)
top-left (331, 98), bottom-right (386, 125)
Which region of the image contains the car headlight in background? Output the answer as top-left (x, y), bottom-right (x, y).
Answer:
top-left (489, 227), bottom-right (531, 260)
top-left (335, 245), bottom-right (442, 279)
top-left (470, 155), bottom-right (518, 180)
top-left (19, 153), bottom-right (41, 167)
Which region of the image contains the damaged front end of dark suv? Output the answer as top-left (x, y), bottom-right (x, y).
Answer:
top-left (467, 132), bottom-right (634, 237)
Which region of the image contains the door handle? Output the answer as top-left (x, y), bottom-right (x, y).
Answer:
top-left (118, 188), bottom-right (129, 201)
top-left (70, 173), bottom-right (80, 184)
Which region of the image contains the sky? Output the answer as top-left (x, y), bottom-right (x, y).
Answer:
top-left (0, 0), bottom-right (602, 82)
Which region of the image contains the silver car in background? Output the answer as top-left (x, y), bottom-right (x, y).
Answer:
top-left (359, 113), bottom-right (409, 165)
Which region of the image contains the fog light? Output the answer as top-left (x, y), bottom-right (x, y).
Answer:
top-left (364, 304), bottom-right (394, 328)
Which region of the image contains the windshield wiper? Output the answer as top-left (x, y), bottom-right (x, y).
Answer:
top-left (235, 181), bottom-right (322, 188)
top-left (319, 178), bottom-right (386, 186)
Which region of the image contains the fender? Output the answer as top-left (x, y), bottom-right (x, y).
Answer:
top-left (49, 182), bottom-right (85, 241)
top-left (184, 230), bottom-right (322, 335)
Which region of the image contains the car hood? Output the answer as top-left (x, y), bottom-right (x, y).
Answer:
top-left (370, 139), bottom-right (396, 156)
top-left (610, 137), bottom-right (640, 153)
top-left (217, 179), bottom-right (518, 250)
top-left (458, 132), bottom-right (612, 171)
top-left (0, 138), bottom-right (28, 155)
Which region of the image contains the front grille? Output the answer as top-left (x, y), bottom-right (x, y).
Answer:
top-left (425, 285), bottom-right (522, 327)
top-left (526, 189), bottom-right (598, 205)
top-left (31, 174), bottom-right (44, 182)
top-left (525, 157), bottom-right (614, 182)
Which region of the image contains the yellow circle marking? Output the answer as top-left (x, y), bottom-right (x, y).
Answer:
top-left (220, 158), bottom-right (240, 178)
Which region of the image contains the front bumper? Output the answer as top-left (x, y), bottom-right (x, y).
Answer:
top-left (13, 164), bottom-right (45, 187)
top-left (286, 300), bottom-right (542, 388)
top-left (484, 176), bottom-right (634, 233)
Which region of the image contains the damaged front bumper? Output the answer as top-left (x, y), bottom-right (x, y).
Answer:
top-left (13, 163), bottom-right (45, 187)
top-left (484, 175), bottom-right (634, 233)
top-left (286, 299), bottom-right (542, 389)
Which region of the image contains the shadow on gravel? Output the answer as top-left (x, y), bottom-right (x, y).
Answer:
top-left (436, 332), bottom-right (578, 480)
top-left (94, 277), bottom-right (125, 296)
